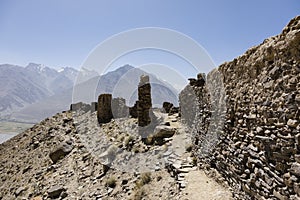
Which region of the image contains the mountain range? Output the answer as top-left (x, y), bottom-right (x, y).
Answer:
top-left (0, 63), bottom-right (178, 122)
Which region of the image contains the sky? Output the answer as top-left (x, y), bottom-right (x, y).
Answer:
top-left (0, 0), bottom-right (299, 76)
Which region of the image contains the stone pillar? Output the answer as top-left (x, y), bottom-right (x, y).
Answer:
top-left (97, 94), bottom-right (113, 123)
top-left (137, 75), bottom-right (152, 127)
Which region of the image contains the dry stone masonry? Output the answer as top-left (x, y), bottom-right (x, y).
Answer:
top-left (111, 97), bottom-right (129, 118)
top-left (183, 16), bottom-right (300, 199)
top-left (137, 75), bottom-right (152, 127)
top-left (70, 102), bottom-right (91, 112)
top-left (91, 102), bottom-right (98, 112)
top-left (97, 94), bottom-right (113, 123)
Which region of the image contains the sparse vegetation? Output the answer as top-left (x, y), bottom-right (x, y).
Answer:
top-left (124, 135), bottom-right (134, 148)
top-left (141, 172), bottom-right (151, 185)
top-left (105, 176), bottom-right (117, 188)
top-left (136, 172), bottom-right (151, 188)
top-left (192, 156), bottom-right (197, 166)
top-left (133, 188), bottom-right (146, 200)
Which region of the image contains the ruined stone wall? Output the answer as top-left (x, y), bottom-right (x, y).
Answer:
top-left (70, 102), bottom-right (91, 112)
top-left (187, 16), bottom-right (300, 199)
top-left (111, 97), bottom-right (129, 118)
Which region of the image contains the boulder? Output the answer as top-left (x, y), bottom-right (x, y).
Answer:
top-left (153, 126), bottom-right (176, 138)
top-left (49, 141), bottom-right (73, 163)
top-left (147, 126), bottom-right (176, 145)
top-left (48, 185), bottom-right (66, 199)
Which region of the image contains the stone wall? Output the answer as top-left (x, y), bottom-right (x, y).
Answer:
top-left (111, 97), bottom-right (129, 118)
top-left (70, 102), bottom-right (91, 112)
top-left (185, 16), bottom-right (300, 199)
top-left (91, 102), bottom-right (98, 112)
top-left (97, 94), bottom-right (113, 123)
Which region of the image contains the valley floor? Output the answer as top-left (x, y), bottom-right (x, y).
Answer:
top-left (0, 121), bottom-right (34, 143)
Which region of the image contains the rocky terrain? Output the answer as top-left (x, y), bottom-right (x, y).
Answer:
top-left (1, 14), bottom-right (299, 200)
top-left (0, 73), bottom-right (233, 200)
top-left (0, 108), bottom-right (232, 200)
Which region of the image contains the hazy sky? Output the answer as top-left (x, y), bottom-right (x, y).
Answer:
top-left (0, 0), bottom-right (299, 72)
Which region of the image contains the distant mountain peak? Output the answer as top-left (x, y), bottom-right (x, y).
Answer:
top-left (25, 63), bottom-right (58, 76)
top-left (26, 63), bottom-right (46, 71)
top-left (58, 67), bottom-right (78, 74)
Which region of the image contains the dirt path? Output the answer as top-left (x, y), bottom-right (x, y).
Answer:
top-left (182, 170), bottom-right (233, 200)
top-left (162, 113), bottom-right (233, 199)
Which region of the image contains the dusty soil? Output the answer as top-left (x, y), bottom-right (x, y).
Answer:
top-left (182, 170), bottom-right (233, 200)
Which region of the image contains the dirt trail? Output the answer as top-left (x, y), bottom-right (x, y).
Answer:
top-left (163, 113), bottom-right (233, 200)
top-left (182, 170), bottom-right (233, 200)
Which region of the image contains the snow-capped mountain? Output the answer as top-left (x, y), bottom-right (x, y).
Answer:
top-left (0, 63), bottom-right (98, 119)
top-left (1, 63), bottom-right (178, 122)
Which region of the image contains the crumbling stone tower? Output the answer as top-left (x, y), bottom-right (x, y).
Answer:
top-left (97, 94), bottom-right (113, 123)
top-left (137, 75), bottom-right (152, 127)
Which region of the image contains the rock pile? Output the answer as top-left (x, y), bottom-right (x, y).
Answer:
top-left (185, 16), bottom-right (300, 199)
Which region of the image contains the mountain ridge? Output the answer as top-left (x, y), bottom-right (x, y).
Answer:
top-left (1, 63), bottom-right (179, 122)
